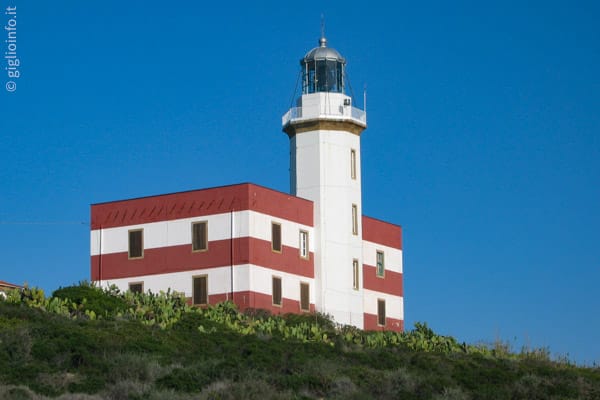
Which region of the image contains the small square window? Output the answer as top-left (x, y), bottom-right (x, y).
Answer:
top-left (376, 251), bottom-right (385, 277)
top-left (272, 222), bottom-right (282, 252)
top-left (299, 230), bottom-right (309, 259)
top-left (300, 282), bottom-right (309, 312)
top-left (377, 299), bottom-right (386, 326)
top-left (128, 229), bottom-right (143, 259)
top-left (352, 259), bottom-right (360, 290)
top-left (272, 276), bottom-right (282, 306)
top-left (193, 275), bottom-right (208, 305)
top-left (192, 221), bottom-right (208, 252)
top-left (129, 282), bottom-right (143, 294)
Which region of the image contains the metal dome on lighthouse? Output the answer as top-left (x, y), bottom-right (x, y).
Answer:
top-left (301, 36), bottom-right (346, 94)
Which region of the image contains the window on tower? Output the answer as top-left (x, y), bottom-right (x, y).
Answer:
top-left (352, 204), bottom-right (358, 235)
top-left (352, 259), bottom-right (360, 290)
top-left (350, 149), bottom-right (357, 180)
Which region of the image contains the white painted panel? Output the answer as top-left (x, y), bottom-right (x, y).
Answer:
top-left (249, 265), bottom-right (315, 303)
top-left (91, 210), bottom-right (313, 256)
top-left (363, 289), bottom-right (404, 320)
top-left (362, 241), bottom-right (403, 273)
top-left (95, 264), bottom-right (315, 304)
top-left (97, 264), bottom-right (251, 297)
top-left (246, 212), bottom-right (314, 249)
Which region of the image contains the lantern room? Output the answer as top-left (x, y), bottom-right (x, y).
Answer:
top-left (301, 37), bottom-right (346, 94)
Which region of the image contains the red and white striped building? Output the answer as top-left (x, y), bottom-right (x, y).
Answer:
top-left (90, 36), bottom-right (403, 331)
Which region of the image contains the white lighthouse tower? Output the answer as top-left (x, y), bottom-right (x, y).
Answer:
top-left (282, 36), bottom-right (367, 327)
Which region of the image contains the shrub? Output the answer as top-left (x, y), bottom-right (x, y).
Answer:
top-left (52, 285), bottom-right (127, 317)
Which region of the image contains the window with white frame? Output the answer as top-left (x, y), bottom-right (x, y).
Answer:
top-left (299, 230), bottom-right (309, 259)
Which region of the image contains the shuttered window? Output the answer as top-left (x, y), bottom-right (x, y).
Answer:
top-left (376, 251), bottom-right (385, 277)
top-left (300, 282), bottom-right (309, 312)
top-left (192, 221), bottom-right (208, 252)
top-left (272, 222), bottom-right (282, 252)
top-left (128, 229), bottom-right (143, 259)
top-left (377, 299), bottom-right (386, 326)
top-left (193, 276), bottom-right (208, 305)
top-left (272, 276), bottom-right (282, 306)
top-left (129, 282), bottom-right (143, 294)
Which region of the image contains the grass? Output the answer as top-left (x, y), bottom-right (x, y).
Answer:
top-left (0, 286), bottom-right (599, 399)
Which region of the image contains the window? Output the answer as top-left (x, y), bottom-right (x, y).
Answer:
top-left (352, 259), bottom-right (360, 290)
top-left (129, 282), bottom-right (143, 294)
top-left (300, 282), bottom-right (309, 312)
top-left (377, 299), bottom-right (386, 326)
top-left (192, 221), bottom-right (208, 252)
top-left (352, 204), bottom-right (358, 235)
top-left (376, 251), bottom-right (385, 277)
top-left (271, 222), bottom-right (282, 252)
top-left (272, 276), bottom-right (282, 306)
top-left (193, 276), bottom-right (208, 305)
top-left (299, 230), bottom-right (309, 259)
top-left (350, 149), bottom-right (357, 180)
top-left (128, 229), bottom-right (143, 259)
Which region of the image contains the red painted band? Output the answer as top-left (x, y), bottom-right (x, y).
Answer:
top-left (363, 313), bottom-right (404, 332)
top-left (362, 215), bottom-right (402, 250)
top-left (91, 237), bottom-right (314, 280)
top-left (362, 265), bottom-right (403, 296)
top-left (91, 183), bottom-right (314, 230)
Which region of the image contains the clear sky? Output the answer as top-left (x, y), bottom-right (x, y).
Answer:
top-left (1, 1), bottom-right (598, 364)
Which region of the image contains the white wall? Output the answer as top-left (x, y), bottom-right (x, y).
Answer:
top-left (290, 91), bottom-right (365, 328)
top-left (91, 210), bottom-right (314, 256)
top-left (98, 264), bottom-right (315, 305)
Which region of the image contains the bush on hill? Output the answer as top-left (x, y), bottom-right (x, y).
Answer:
top-left (0, 283), bottom-right (598, 399)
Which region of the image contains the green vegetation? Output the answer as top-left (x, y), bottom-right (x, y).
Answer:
top-left (0, 283), bottom-right (598, 399)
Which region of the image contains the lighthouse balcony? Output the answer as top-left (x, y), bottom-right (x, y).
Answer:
top-left (282, 92), bottom-right (366, 128)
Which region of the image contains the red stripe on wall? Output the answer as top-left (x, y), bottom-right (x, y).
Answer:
top-left (362, 215), bottom-right (402, 249)
top-left (91, 183), bottom-right (313, 230)
top-left (91, 237), bottom-right (314, 280)
top-left (186, 290), bottom-right (315, 315)
top-left (363, 313), bottom-right (404, 332)
top-left (362, 265), bottom-right (403, 296)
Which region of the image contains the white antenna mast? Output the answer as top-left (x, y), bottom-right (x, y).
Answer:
top-left (364, 84), bottom-right (367, 112)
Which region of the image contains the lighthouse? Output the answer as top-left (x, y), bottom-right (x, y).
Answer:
top-left (282, 36), bottom-right (368, 327)
top-left (90, 35), bottom-right (403, 332)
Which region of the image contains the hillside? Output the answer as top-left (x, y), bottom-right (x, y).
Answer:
top-left (0, 284), bottom-right (598, 400)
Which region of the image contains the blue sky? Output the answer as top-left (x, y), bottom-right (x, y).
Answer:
top-left (1, 1), bottom-right (599, 364)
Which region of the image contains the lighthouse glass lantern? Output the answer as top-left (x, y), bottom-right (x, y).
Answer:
top-left (301, 37), bottom-right (345, 94)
